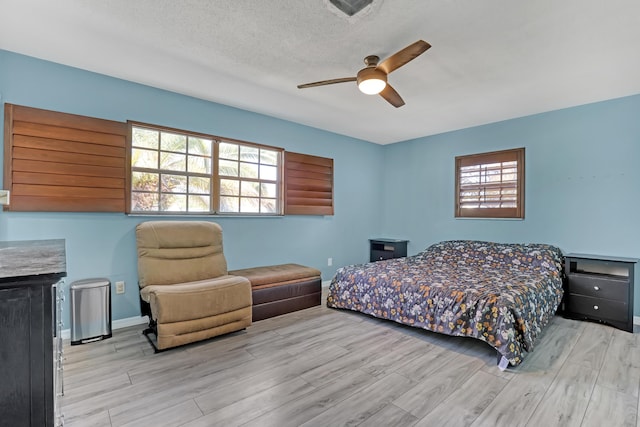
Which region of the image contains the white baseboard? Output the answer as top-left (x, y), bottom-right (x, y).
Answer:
top-left (322, 280), bottom-right (331, 288)
top-left (634, 316), bottom-right (640, 326)
top-left (61, 315), bottom-right (149, 340)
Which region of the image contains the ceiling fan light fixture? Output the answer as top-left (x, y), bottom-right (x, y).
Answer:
top-left (357, 68), bottom-right (387, 95)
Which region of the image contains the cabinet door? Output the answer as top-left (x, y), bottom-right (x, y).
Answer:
top-left (0, 287), bottom-right (33, 427)
top-left (0, 282), bottom-right (53, 427)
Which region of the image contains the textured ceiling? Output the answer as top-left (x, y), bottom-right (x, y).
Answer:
top-left (1, 0), bottom-right (639, 144)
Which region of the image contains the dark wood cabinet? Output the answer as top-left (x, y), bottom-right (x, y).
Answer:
top-left (563, 253), bottom-right (637, 332)
top-left (369, 238), bottom-right (408, 262)
top-left (0, 240), bottom-right (66, 427)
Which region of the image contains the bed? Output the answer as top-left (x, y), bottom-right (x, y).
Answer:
top-left (326, 240), bottom-right (564, 366)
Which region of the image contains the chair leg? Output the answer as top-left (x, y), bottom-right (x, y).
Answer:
top-left (141, 317), bottom-right (165, 353)
top-left (139, 296), bottom-right (164, 353)
top-left (142, 327), bottom-right (160, 353)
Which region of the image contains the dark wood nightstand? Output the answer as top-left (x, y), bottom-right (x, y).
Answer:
top-left (563, 253), bottom-right (638, 333)
top-left (369, 238), bottom-right (408, 262)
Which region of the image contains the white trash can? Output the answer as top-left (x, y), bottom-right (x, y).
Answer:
top-left (70, 278), bottom-right (112, 345)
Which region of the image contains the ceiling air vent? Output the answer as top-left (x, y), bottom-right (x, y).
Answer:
top-left (329, 0), bottom-right (374, 16)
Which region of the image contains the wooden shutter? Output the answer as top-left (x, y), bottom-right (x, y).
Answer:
top-left (284, 152), bottom-right (334, 215)
top-left (3, 104), bottom-right (127, 212)
top-left (455, 147), bottom-right (525, 219)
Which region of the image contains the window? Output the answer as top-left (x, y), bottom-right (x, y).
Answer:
top-left (455, 147), bottom-right (524, 219)
top-left (217, 141), bottom-right (280, 214)
top-left (128, 123), bottom-right (282, 215)
top-left (4, 105), bottom-right (333, 215)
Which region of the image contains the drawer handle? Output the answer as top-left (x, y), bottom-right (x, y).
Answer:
top-left (593, 305), bottom-right (599, 310)
top-left (593, 286), bottom-right (600, 291)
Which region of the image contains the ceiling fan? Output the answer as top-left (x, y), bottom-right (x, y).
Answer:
top-left (297, 40), bottom-right (431, 108)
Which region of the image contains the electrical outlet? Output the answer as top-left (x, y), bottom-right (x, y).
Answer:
top-left (115, 281), bottom-right (125, 294)
top-left (328, 257), bottom-right (333, 266)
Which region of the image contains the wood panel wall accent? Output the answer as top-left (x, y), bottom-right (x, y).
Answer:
top-left (3, 104), bottom-right (128, 212)
top-left (284, 152), bottom-right (334, 215)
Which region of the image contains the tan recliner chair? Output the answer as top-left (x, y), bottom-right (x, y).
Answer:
top-left (136, 221), bottom-right (252, 351)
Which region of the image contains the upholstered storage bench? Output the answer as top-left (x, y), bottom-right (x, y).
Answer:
top-left (229, 264), bottom-right (322, 321)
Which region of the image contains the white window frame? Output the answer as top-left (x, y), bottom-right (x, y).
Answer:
top-left (127, 122), bottom-right (283, 215)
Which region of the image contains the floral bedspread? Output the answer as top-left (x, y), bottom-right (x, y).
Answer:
top-left (327, 240), bottom-right (564, 366)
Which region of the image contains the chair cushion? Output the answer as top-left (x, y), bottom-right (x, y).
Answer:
top-left (140, 275), bottom-right (251, 323)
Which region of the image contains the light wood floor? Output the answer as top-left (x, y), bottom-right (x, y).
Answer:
top-left (61, 295), bottom-right (640, 427)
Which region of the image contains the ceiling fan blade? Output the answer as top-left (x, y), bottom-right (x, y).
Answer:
top-left (377, 40), bottom-right (431, 75)
top-left (379, 84), bottom-right (405, 108)
top-left (297, 77), bottom-right (357, 89)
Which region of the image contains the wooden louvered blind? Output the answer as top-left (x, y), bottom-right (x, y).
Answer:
top-left (284, 152), bottom-right (334, 215)
top-left (455, 147), bottom-right (525, 219)
top-left (3, 104), bottom-right (127, 212)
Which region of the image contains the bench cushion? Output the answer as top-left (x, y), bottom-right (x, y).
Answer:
top-left (229, 263), bottom-right (321, 289)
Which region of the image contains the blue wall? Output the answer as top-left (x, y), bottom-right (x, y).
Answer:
top-left (381, 94), bottom-right (640, 308)
top-left (2, 49), bottom-right (640, 323)
top-left (0, 50), bottom-right (384, 325)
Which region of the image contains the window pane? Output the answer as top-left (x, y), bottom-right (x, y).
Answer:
top-left (260, 149), bottom-right (278, 166)
top-left (219, 142), bottom-right (239, 160)
top-left (188, 155), bottom-right (211, 174)
top-left (240, 197), bottom-right (260, 213)
top-left (220, 179), bottom-right (239, 196)
top-left (188, 176), bottom-right (210, 194)
top-left (188, 195), bottom-right (210, 212)
top-left (188, 137), bottom-right (212, 156)
top-left (160, 152), bottom-right (186, 171)
top-left (160, 194), bottom-right (187, 212)
top-left (161, 132), bottom-right (186, 153)
top-left (240, 146), bottom-right (259, 162)
top-left (260, 183), bottom-right (276, 198)
top-left (132, 128), bottom-right (159, 149)
top-left (260, 165), bottom-right (277, 181)
top-left (239, 162), bottom-right (259, 178)
top-left (240, 181), bottom-right (259, 197)
top-left (131, 192), bottom-right (159, 211)
top-left (161, 174), bottom-right (187, 193)
top-left (132, 171), bottom-right (158, 191)
top-left (260, 198), bottom-right (277, 213)
top-left (220, 196), bottom-right (239, 212)
top-left (132, 148), bottom-right (158, 169)
top-left (219, 159), bottom-right (239, 176)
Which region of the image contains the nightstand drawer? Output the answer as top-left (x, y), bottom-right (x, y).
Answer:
top-left (568, 294), bottom-right (629, 323)
top-left (371, 249), bottom-right (394, 261)
top-left (566, 273), bottom-right (628, 301)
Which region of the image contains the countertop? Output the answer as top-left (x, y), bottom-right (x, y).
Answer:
top-left (0, 239), bottom-right (66, 279)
